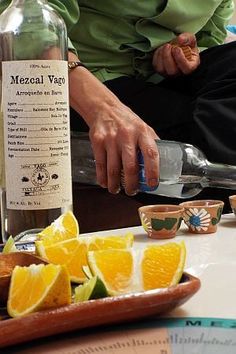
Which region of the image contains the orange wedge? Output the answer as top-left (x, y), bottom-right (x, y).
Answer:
top-left (87, 241), bottom-right (186, 295)
top-left (7, 264), bottom-right (71, 318)
top-left (36, 210), bottom-right (79, 246)
top-left (35, 233), bottom-right (134, 283)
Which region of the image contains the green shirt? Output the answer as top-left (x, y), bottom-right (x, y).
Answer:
top-left (0, 0), bottom-right (234, 82)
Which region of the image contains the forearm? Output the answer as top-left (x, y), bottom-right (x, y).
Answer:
top-left (68, 52), bottom-right (121, 126)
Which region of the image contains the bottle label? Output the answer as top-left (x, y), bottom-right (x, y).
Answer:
top-left (138, 151), bottom-right (158, 192)
top-left (2, 60), bottom-right (72, 210)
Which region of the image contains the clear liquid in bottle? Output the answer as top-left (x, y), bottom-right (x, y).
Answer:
top-left (0, 0), bottom-right (73, 243)
top-left (71, 132), bottom-right (236, 199)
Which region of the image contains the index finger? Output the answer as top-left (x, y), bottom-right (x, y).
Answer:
top-left (138, 137), bottom-right (159, 192)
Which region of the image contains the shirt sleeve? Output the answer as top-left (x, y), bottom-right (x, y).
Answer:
top-left (196, 0), bottom-right (235, 49)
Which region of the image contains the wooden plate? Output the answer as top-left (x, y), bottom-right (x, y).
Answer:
top-left (0, 272), bottom-right (200, 348)
top-left (0, 252), bottom-right (48, 306)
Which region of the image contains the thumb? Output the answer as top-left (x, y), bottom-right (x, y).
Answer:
top-left (177, 32), bottom-right (197, 48)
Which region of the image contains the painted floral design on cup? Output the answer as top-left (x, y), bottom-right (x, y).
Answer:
top-left (140, 211), bottom-right (152, 234)
top-left (183, 208), bottom-right (211, 232)
top-left (179, 200), bottom-right (224, 234)
top-left (138, 204), bottom-right (183, 239)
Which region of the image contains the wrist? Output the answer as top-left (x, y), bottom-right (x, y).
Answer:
top-left (68, 61), bottom-right (87, 71)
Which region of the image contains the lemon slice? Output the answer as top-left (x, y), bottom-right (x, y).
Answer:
top-left (7, 263), bottom-right (71, 318)
top-left (74, 276), bottom-right (108, 302)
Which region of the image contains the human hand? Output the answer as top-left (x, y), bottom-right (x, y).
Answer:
top-left (88, 100), bottom-right (159, 196)
top-left (152, 32), bottom-right (200, 77)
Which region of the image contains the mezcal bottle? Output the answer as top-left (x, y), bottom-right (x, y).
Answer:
top-left (0, 0), bottom-right (73, 242)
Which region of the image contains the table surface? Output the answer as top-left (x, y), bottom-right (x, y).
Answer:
top-left (81, 213), bottom-right (236, 319)
top-left (3, 213), bottom-right (236, 353)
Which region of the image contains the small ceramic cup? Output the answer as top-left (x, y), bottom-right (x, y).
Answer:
top-left (138, 204), bottom-right (184, 239)
top-left (229, 195), bottom-right (236, 217)
top-left (179, 200), bottom-right (224, 234)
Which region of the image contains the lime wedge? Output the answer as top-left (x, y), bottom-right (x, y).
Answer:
top-left (2, 236), bottom-right (18, 254)
top-left (82, 265), bottom-right (93, 279)
top-left (74, 276), bottom-right (108, 302)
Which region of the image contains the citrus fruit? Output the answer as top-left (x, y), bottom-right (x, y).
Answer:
top-left (35, 233), bottom-right (134, 283)
top-left (87, 241), bottom-right (186, 296)
top-left (141, 241), bottom-right (186, 289)
top-left (74, 275), bottom-right (108, 302)
top-left (7, 263), bottom-right (71, 318)
top-left (88, 232), bottom-right (134, 251)
top-left (87, 249), bottom-right (135, 295)
top-left (2, 236), bottom-right (18, 254)
top-left (36, 210), bottom-right (79, 246)
top-left (35, 238), bottom-right (87, 282)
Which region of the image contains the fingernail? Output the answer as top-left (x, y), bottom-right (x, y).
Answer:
top-left (182, 37), bottom-right (189, 45)
top-left (148, 178), bottom-right (158, 187)
top-left (109, 186), bottom-right (121, 194)
top-left (114, 187), bottom-right (121, 194)
top-left (127, 190), bottom-right (138, 197)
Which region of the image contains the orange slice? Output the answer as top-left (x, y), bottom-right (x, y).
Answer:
top-left (36, 210), bottom-right (79, 246)
top-left (35, 233), bottom-right (134, 283)
top-left (7, 264), bottom-right (71, 317)
top-left (87, 241), bottom-right (186, 295)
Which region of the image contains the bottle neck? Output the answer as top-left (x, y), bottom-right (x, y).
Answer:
top-left (204, 162), bottom-right (236, 189)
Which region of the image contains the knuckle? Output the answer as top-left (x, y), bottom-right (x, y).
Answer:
top-left (96, 160), bottom-right (106, 173)
top-left (120, 125), bottom-right (134, 137)
top-left (145, 146), bottom-right (159, 159)
top-left (125, 163), bottom-right (139, 176)
top-left (91, 132), bottom-right (105, 147)
top-left (108, 167), bottom-right (120, 178)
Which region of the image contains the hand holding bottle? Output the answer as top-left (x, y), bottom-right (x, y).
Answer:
top-left (88, 102), bottom-right (159, 196)
top-left (152, 32), bottom-right (200, 77)
top-left (72, 134), bottom-right (236, 199)
top-left (68, 52), bottom-right (159, 196)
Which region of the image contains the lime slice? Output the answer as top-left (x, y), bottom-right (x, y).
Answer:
top-left (82, 265), bottom-right (93, 279)
top-left (2, 236), bottom-right (18, 254)
top-left (74, 276), bottom-right (108, 302)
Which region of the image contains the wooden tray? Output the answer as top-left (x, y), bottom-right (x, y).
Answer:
top-left (0, 272), bottom-right (200, 348)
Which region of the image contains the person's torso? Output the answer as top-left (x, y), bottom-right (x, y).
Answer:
top-left (70, 0), bottom-right (227, 81)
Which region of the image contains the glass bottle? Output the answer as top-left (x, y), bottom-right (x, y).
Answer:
top-left (0, 0), bottom-right (73, 242)
top-left (71, 132), bottom-right (236, 199)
